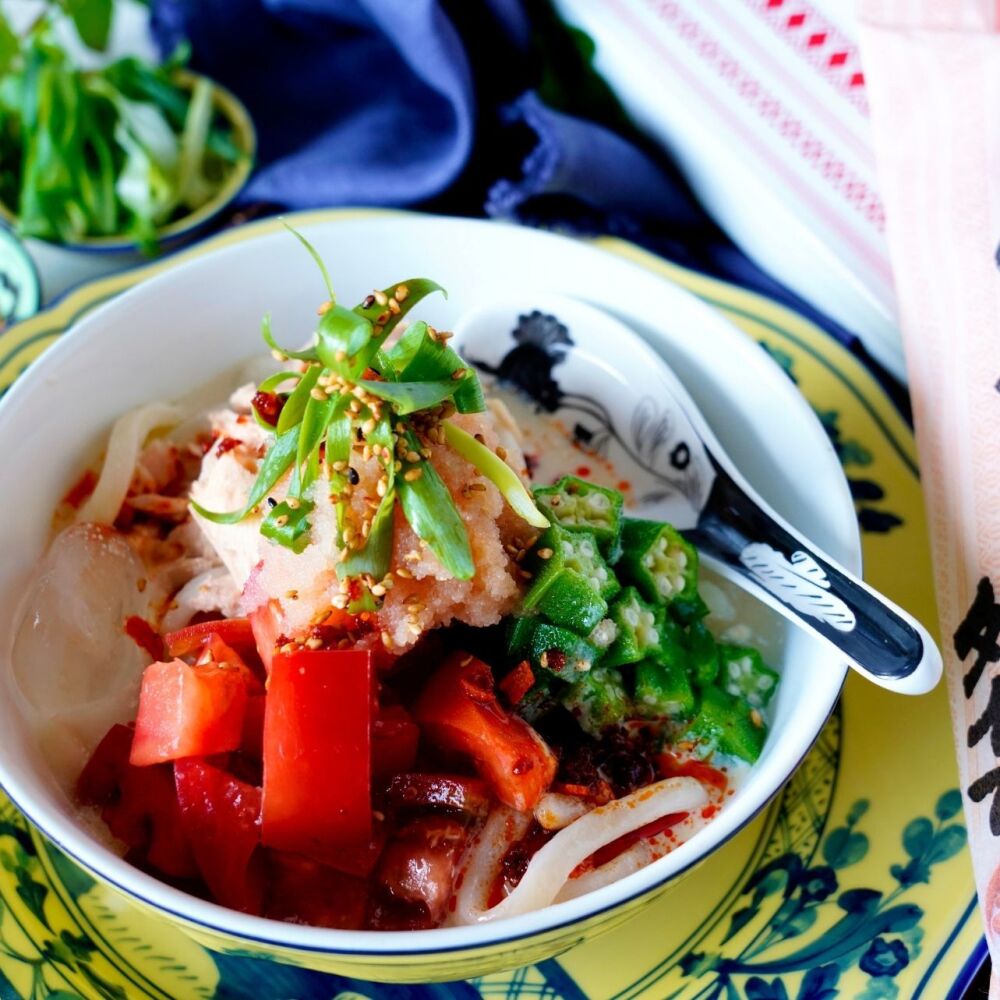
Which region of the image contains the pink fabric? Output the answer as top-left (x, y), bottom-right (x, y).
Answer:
top-left (859, 0), bottom-right (1000, 990)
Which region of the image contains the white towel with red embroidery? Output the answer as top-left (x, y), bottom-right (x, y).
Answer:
top-left (551, 0), bottom-right (902, 377)
top-left (856, 0), bottom-right (1000, 993)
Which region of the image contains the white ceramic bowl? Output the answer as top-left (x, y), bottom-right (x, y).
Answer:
top-left (0, 215), bottom-right (858, 982)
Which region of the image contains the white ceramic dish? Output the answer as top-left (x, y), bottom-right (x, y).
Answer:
top-left (0, 214), bottom-right (858, 980)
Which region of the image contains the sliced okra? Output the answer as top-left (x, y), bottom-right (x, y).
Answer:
top-left (533, 476), bottom-right (623, 560)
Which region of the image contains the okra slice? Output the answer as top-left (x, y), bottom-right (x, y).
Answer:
top-left (562, 666), bottom-right (630, 736)
top-left (634, 658), bottom-right (696, 720)
top-left (682, 685), bottom-right (767, 763)
top-left (533, 476), bottom-right (623, 559)
top-left (601, 586), bottom-right (663, 668)
top-left (507, 616), bottom-right (599, 676)
top-left (588, 617), bottom-right (619, 652)
top-left (522, 525), bottom-right (617, 633)
top-left (618, 518), bottom-right (699, 610)
top-left (718, 644), bottom-right (779, 709)
top-left (685, 620), bottom-right (720, 687)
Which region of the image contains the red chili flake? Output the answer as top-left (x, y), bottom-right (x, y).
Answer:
top-left (252, 391), bottom-right (285, 426)
top-left (61, 469), bottom-right (97, 510)
top-left (215, 437), bottom-right (242, 457)
top-left (546, 649), bottom-right (567, 674)
top-left (617, 480), bottom-right (631, 492)
top-left (701, 805), bottom-right (720, 820)
top-left (498, 660), bottom-right (535, 706)
top-left (575, 465), bottom-right (591, 477)
top-left (123, 615), bottom-right (164, 661)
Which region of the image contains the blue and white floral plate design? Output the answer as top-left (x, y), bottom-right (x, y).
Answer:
top-left (0, 210), bottom-right (980, 999)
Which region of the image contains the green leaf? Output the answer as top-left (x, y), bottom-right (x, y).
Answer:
top-left (902, 816), bottom-right (933, 859)
top-left (0, 13), bottom-right (18, 77)
top-left (443, 421), bottom-right (549, 528)
top-left (935, 789), bottom-right (963, 821)
top-left (190, 425), bottom-right (299, 524)
top-left (358, 378), bottom-right (459, 415)
top-left (339, 486), bottom-right (396, 582)
top-left (397, 431), bottom-right (473, 580)
top-left (821, 826), bottom-right (868, 870)
top-left (62, 0), bottom-right (114, 51)
top-left (277, 364), bottom-right (320, 434)
top-left (926, 825), bottom-right (967, 865)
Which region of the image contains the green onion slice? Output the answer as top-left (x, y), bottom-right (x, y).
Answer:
top-left (358, 378), bottom-right (459, 415)
top-left (443, 421), bottom-right (549, 529)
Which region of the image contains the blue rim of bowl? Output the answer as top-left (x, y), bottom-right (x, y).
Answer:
top-left (0, 69), bottom-right (256, 255)
top-left (0, 211), bottom-right (857, 959)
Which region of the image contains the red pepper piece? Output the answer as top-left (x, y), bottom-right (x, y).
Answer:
top-left (163, 618), bottom-right (257, 660)
top-left (174, 759), bottom-right (264, 914)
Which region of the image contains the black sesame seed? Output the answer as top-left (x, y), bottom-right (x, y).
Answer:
top-left (347, 467), bottom-right (360, 485)
top-left (362, 294), bottom-right (376, 309)
top-left (266, 497), bottom-right (278, 508)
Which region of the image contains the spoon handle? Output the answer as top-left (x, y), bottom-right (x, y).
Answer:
top-left (688, 463), bottom-right (942, 695)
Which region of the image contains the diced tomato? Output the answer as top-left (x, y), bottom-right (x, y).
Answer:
top-left (77, 724), bottom-right (135, 806)
top-left (498, 660), bottom-right (535, 706)
top-left (413, 652), bottom-right (557, 812)
top-left (261, 649), bottom-right (373, 853)
top-left (372, 705), bottom-right (419, 785)
top-left (248, 600), bottom-right (283, 673)
top-left (130, 659), bottom-right (249, 766)
top-left (123, 616), bottom-right (164, 662)
top-left (174, 759), bottom-right (264, 914)
top-left (82, 731), bottom-right (196, 880)
top-left (241, 694), bottom-right (266, 759)
top-left (196, 635), bottom-right (265, 694)
top-left (264, 852), bottom-right (369, 929)
top-left (163, 618), bottom-right (257, 660)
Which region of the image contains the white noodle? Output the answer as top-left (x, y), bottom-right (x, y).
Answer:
top-left (555, 841), bottom-right (656, 902)
top-left (533, 792), bottom-right (591, 831)
top-left (472, 777), bottom-right (706, 923)
top-left (447, 807), bottom-right (531, 927)
top-left (77, 402), bottom-right (182, 524)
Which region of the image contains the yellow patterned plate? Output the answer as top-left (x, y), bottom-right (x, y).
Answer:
top-left (0, 211), bottom-right (980, 1000)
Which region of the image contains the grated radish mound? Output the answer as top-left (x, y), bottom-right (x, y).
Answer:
top-left (190, 397), bottom-right (534, 648)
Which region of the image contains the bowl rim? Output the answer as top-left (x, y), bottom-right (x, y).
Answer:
top-left (0, 211), bottom-right (857, 957)
top-left (0, 68), bottom-right (256, 253)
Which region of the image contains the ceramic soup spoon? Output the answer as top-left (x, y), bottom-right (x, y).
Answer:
top-left (452, 293), bottom-right (941, 696)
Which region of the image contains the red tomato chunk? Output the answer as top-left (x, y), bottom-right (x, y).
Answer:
top-left (130, 659), bottom-right (249, 766)
top-left (261, 648), bottom-right (373, 854)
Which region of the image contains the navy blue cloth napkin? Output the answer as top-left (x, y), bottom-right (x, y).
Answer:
top-left (151, 0), bottom-right (905, 408)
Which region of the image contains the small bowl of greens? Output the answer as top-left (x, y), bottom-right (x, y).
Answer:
top-left (0, 10), bottom-right (254, 288)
